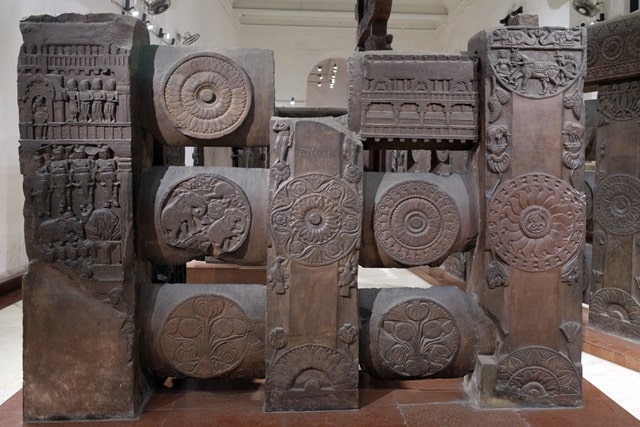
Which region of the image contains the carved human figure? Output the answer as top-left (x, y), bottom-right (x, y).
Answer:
top-left (31, 95), bottom-right (48, 139)
top-left (95, 146), bottom-right (119, 208)
top-left (486, 124), bottom-right (512, 174)
top-left (78, 79), bottom-right (92, 122)
top-left (69, 146), bottom-right (95, 218)
top-left (65, 77), bottom-right (80, 123)
top-left (91, 78), bottom-right (106, 122)
top-left (48, 145), bottom-right (70, 215)
top-left (31, 153), bottom-right (51, 218)
top-left (104, 78), bottom-right (118, 123)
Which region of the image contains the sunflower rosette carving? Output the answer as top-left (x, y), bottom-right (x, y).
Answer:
top-left (270, 174), bottom-right (361, 266)
top-left (487, 174), bottom-right (584, 272)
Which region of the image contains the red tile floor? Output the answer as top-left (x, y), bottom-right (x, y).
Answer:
top-left (1, 375), bottom-right (638, 426)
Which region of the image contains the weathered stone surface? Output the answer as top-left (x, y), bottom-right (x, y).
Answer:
top-left (349, 53), bottom-right (479, 150)
top-left (138, 47), bottom-right (275, 147)
top-left (138, 166), bottom-right (269, 266)
top-left (144, 283), bottom-right (265, 380)
top-left (18, 13), bottom-right (150, 421)
top-left (265, 118), bottom-right (363, 411)
top-left (359, 286), bottom-right (495, 380)
top-left (356, 0), bottom-right (393, 51)
top-left (466, 25), bottom-right (586, 407)
top-left (585, 10), bottom-right (640, 87)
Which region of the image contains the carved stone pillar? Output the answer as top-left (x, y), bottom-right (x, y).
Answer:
top-left (586, 11), bottom-right (640, 341)
top-left (466, 25), bottom-right (587, 407)
top-left (265, 118), bottom-right (363, 411)
top-left (18, 14), bottom-right (150, 420)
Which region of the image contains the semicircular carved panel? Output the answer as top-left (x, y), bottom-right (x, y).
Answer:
top-left (590, 288), bottom-right (640, 325)
top-left (163, 53), bottom-right (252, 139)
top-left (160, 294), bottom-right (251, 378)
top-left (159, 174), bottom-right (251, 255)
top-left (374, 181), bottom-right (460, 266)
top-left (377, 298), bottom-right (460, 378)
top-left (270, 174), bottom-right (361, 266)
top-left (593, 174), bottom-right (640, 235)
top-left (496, 346), bottom-right (581, 405)
top-left (487, 173), bottom-right (584, 272)
top-left (267, 344), bottom-right (358, 392)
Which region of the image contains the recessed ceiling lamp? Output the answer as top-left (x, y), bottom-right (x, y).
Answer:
top-left (572, 0), bottom-right (602, 17)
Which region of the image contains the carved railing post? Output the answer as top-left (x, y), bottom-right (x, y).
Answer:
top-left (467, 24), bottom-right (587, 406)
top-left (18, 14), bottom-right (150, 420)
top-left (265, 118), bottom-right (363, 411)
top-left (586, 11), bottom-right (640, 341)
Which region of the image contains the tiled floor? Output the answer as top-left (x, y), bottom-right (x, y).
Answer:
top-left (1, 283), bottom-right (639, 426)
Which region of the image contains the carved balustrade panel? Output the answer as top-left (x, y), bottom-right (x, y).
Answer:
top-left (265, 118), bottom-right (363, 411)
top-left (18, 14), bottom-right (150, 421)
top-left (466, 26), bottom-right (586, 407)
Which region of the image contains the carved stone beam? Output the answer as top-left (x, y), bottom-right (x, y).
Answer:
top-left (137, 47), bottom-right (275, 148)
top-left (466, 25), bottom-right (587, 407)
top-left (265, 117), bottom-right (363, 411)
top-left (18, 14), bottom-right (150, 421)
top-left (138, 166), bottom-right (269, 266)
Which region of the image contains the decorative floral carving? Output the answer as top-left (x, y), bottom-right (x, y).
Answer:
top-left (160, 295), bottom-right (250, 378)
top-left (561, 122), bottom-right (585, 171)
top-left (487, 174), bottom-right (585, 272)
top-left (486, 124), bottom-right (511, 174)
top-left (271, 119), bottom-right (292, 188)
top-left (338, 252), bottom-right (358, 298)
top-left (268, 255), bottom-right (288, 295)
top-left (377, 298), bottom-right (459, 378)
top-left (598, 81), bottom-right (640, 121)
top-left (486, 259), bottom-right (509, 289)
top-left (496, 346), bottom-right (581, 405)
top-left (163, 53), bottom-right (252, 139)
top-left (267, 344), bottom-right (358, 391)
top-left (593, 174), bottom-right (640, 235)
top-left (560, 322), bottom-right (581, 344)
top-left (563, 88), bottom-right (583, 120)
top-left (270, 174), bottom-right (361, 266)
top-left (561, 256), bottom-right (581, 286)
top-left (269, 327), bottom-right (288, 350)
top-left (374, 181), bottom-right (460, 266)
top-left (159, 174), bottom-right (251, 256)
top-left (338, 323), bottom-right (358, 345)
top-left (590, 288), bottom-right (640, 325)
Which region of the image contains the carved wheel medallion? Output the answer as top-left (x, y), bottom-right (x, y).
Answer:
top-left (374, 181), bottom-right (460, 266)
top-left (270, 174), bottom-right (361, 266)
top-left (160, 295), bottom-right (250, 378)
top-left (159, 174), bottom-right (251, 254)
top-left (594, 174), bottom-right (640, 235)
top-left (163, 53), bottom-right (252, 139)
top-left (487, 174), bottom-right (584, 272)
top-left (378, 299), bottom-right (459, 378)
top-left (497, 346), bottom-right (581, 404)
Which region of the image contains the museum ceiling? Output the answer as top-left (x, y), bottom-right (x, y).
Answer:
top-left (226, 0), bottom-right (454, 30)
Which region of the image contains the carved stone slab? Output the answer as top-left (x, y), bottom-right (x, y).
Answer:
top-left (265, 118), bottom-right (363, 411)
top-left (145, 284), bottom-right (265, 380)
top-left (466, 25), bottom-right (586, 407)
top-left (359, 286), bottom-right (495, 380)
top-left (139, 47), bottom-right (275, 147)
top-left (356, 0), bottom-right (393, 51)
top-left (360, 172), bottom-right (477, 268)
top-left (138, 166), bottom-right (269, 266)
top-left (590, 78), bottom-right (640, 341)
top-left (586, 10), bottom-right (640, 87)
top-left (18, 14), bottom-right (150, 421)
top-left (348, 53), bottom-right (478, 150)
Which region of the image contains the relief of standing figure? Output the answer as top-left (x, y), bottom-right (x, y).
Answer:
top-left (91, 78), bottom-right (106, 123)
top-left (78, 79), bottom-right (92, 122)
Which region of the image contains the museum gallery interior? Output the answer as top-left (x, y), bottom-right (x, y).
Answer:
top-left (0, 0), bottom-right (640, 425)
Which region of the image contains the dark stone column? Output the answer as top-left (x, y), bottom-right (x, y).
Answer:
top-left (466, 25), bottom-right (587, 407)
top-left (18, 14), bottom-right (150, 421)
top-left (586, 11), bottom-right (640, 341)
top-left (265, 118), bottom-right (363, 411)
